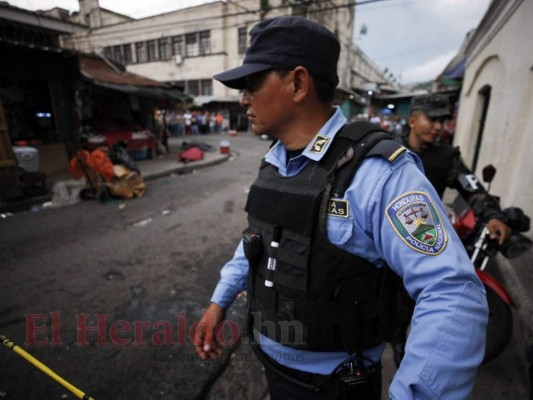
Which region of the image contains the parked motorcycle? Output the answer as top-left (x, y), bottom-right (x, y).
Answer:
top-left (450, 165), bottom-right (532, 363)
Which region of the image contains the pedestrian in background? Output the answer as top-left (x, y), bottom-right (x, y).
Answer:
top-left (215, 112), bottom-right (224, 134)
top-left (184, 110), bottom-right (192, 135)
top-left (193, 16), bottom-right (488, 400)
top-left (191, 110), bottom-right (199, 135)
top-left (209, 112), bottom-right (217, 133)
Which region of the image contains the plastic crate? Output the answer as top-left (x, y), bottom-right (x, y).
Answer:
top-left (128, 147), bottom-right (149, 161)
top-left (13, 146), bottom-right (39, 172)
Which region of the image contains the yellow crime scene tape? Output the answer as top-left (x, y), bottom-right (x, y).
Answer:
top-left (1, 334), bottom-right (95, 400)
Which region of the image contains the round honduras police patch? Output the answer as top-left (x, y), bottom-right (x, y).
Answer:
top-left (386, 192), bottom-right (447, 255)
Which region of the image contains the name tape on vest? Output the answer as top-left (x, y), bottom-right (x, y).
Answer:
top-left (328, 199), bottom-right (349, 217)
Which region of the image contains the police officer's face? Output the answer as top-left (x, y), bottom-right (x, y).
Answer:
top-left (409, 112), bottom-right (444, 147)
top-left (240, 70), bottom-right (294, 137)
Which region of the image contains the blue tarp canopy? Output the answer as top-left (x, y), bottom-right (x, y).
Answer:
top-left (441, 58), bottom-right (465, 80)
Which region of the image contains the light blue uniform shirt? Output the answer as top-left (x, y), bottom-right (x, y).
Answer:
top-left (211, 107), bottom-right (488, 399)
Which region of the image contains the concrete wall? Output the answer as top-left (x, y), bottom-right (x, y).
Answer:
top-left (454, 0), bottom-right (533, 366)
top-left (455, 0), bottom-right (533, 232)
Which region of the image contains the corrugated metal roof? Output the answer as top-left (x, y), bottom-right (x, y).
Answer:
top-left (79, 54), bottom-right (168, 88)
top-left (78, 54), bottom-right (191, 101)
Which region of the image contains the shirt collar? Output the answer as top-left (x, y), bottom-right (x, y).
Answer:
top-left (265, 107), bottom-right (348, 170)
top-left (302, 107), bottom-right (347, 162)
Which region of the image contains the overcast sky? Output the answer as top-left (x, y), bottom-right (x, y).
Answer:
top-left (7, 0), bottom-right (490, 84)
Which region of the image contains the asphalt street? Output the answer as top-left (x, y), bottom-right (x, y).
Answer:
top-left (0, 132), bottom-right (529, 399)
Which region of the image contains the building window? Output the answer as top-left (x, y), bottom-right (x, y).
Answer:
top-left (146, 40), bottom-right (157, 61)
top-left (135, 42), bottom-right (147, 63)
top-left (238, 27), bottom-right (247, 54)
top-left (199, 31), bottom-right (211, 55)
top-left (158, 38), bottom-right (170, 61)
top-left (201, 79), bottom-right (213, 95)
top-left (112, 45), bottom-right (122, 64)
top-left (172, 36), bottom-right (183, 56)
top-left (123, 44), bottom-right (132, 64)
top-left (187, 80), bottom-right (199, 96)
top-left (186, 33), bottom-right (199, 57)
top-left (183, 80), bottom-right (212, 96)
top-left (103, 46), bottom-right (112, 60)
top-left (174, 80), bottom-right (186, 91)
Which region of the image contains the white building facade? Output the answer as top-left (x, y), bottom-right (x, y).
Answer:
top-left (60, 0), bottom-right (392, 109)
top-left (455, 0), bottom-right (533, 233)
top-left (454, 0), bottom-right (533, 361)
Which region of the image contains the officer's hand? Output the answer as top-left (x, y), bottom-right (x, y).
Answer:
top-left (193, 302), bottom-right (226, 361)
top-left (487, 218), bottom-right (511, 245)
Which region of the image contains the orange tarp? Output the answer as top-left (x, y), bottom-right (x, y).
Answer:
top-left (69, 149), bottom-right (115, 182)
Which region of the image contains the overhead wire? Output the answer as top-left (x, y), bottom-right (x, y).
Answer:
top-left (76, 0), bottom-right (395, 86)
top-left (76, 0), bottom-right (394, 39)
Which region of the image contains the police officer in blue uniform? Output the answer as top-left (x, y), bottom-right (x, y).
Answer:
top-left (193, 16), bottom-right (488, 399)
top-left (390, 93), bottom-right (511, 367)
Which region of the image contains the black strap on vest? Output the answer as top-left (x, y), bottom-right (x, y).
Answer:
top-left (329, 122), bottom-right (396, 198)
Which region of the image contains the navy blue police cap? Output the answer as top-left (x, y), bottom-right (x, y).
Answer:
top-left (411, 94), bottom-right (453, 118)
top-left (213, 16), bottom-right (340, 89)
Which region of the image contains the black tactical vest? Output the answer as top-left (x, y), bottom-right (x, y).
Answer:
top-left (243, 122), bottom-right (405, 353)
top-left (400, 138), bottom-right (458, 198)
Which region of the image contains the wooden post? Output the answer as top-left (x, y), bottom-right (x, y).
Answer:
top-left (0, 100), bottom-right (23, 202)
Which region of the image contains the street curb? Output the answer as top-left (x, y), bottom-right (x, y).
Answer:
top-left (142, 153), bottom-right (231, 182)
top-left (0, 194), bottom-right (51, 214)
top-left (0, 152), bottom-right (231, 214)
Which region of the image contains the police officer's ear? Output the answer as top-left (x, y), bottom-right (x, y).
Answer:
top-left (291, 66), bottom-right (311, 103)
top-left (407, 114), bottom-right (416, 129)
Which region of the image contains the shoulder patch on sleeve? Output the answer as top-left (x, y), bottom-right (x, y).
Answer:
top-left (366, 140), bottom-right (406, 163)
top-left (386, 192), bottom-right (448, 255)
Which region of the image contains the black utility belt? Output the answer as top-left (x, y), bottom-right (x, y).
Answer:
top-left (260, 344), bottom-right (381, 389)
top-left (334, 358), bottom-right (381, 386)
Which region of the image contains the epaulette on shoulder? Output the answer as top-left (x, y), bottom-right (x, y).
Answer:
top-left (365, 139), bottom-right (406, 163)
top-left (329, 128), bottom-right (403, 197)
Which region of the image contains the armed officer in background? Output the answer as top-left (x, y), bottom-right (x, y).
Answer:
top-left (192, 16), bottom-right (488, 399)
top-left (390, 93), bottom-right (511, 367)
